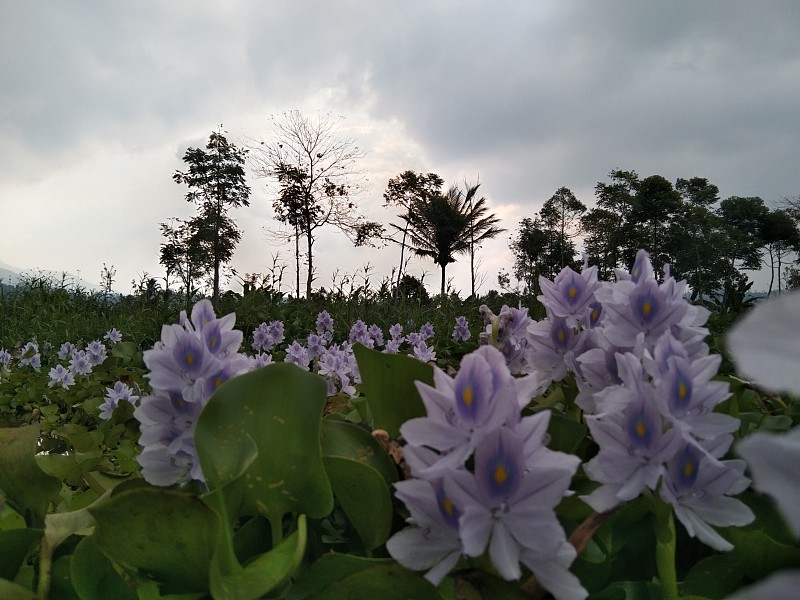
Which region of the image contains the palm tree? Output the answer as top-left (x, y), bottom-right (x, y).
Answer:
top-left (405, 184), bottom-right (505, 298)
top-left (462, 181), bottom-right (506, 297)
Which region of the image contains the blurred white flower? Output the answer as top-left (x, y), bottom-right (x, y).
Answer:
top-left (728, 291), bottom-right (800, 538)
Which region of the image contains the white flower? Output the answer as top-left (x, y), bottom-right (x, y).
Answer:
top-left (728, 291), bottom-right (800, 538)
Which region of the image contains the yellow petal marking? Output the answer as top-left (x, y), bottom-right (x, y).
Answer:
top-left (462, 385), bottom-right (473, 408)
top-left (494, 463), bottom-right (508, 485)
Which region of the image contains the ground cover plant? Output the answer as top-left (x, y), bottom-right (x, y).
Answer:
top-left (1, 251), bottom-right (798, 599)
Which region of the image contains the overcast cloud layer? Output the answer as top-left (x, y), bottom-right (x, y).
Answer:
top-left (2, 1), bottom-right (799, 295)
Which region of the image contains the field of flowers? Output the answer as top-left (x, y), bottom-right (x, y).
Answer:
top-left (1, 252), bottom-right (799, 599)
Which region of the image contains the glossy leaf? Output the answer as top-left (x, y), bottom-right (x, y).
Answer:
top-left (286, 554), bottom-right (441, 600)
top-left (195, 364), bottom-right (333, 523)
top-left (210, 515), bottom-right (307, 600)
top-left (0, 578), bottom-right (38, 600)
top-left (89, 486), bottom-right (219, 593)
top-left (320, 418), bottom-right (398, 483)
top-left (0, 426), bottom-right (61, 528)
top-left (352, 344), bottom-right (433, 437)
top-left (0, 529), bottom-right (41, 581)
top-left (71, 536), bottom-right (138, 600)
top-left (323, 456), bottom-right (393, 551)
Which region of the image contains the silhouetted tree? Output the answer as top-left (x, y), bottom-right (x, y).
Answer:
top-left (173, 128), bottom-right (250, 301)
top-left (461, 180), bottom-right (505, 297)
top-left (249, 110), bottom-right (383, 298)
top-left (384, 171), bottom-right (444, 290)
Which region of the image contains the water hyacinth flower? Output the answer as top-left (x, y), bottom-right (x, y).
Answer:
top-left (659, 439), bottom-right (753, 551)
top-left (0, 348), bottom-right (11, 371)
top-left (98, 380), bottom-right (140, 420)
top-left (411, 340), bottom-right (436, 363)
top-left (135, 299), bottom-right (253, 485)
top-left (18, 341), bottom-right (41, 369)
top-left (401, 345), bottom-right (533, 476)
top-left (57, 342), bottom-right (77, 361)
top-left (386, 478), bottom-right (464, 585)
top-left (538, 263), bottom-right (601, 329)
top-left (69, 350), bottom-right (93, 376)
top-left (252, 320), bottom-right (285, 352)
top-left (104, 328), bottom-right (123, 344)
top-left (391, 344), bottom-right (584, 599)
top-left (316, 310), bottom-right (334, 342)
top-left (85, 340), bottom-right (108, 366)
top-left (446, 424), bottom-right (583, 593)
top-left (48, 364), bottom-right (75, 389)
top-left (451, 316), bottom-right (471, 342)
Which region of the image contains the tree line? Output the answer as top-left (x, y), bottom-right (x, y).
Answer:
top-left (159, 112), bottom-right (505, 303)
top-left (158, 112), bottom-right (798, 305)
top-left (510, 170), bottom-right (800, 301)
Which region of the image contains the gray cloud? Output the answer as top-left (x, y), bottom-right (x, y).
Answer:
top-left (1, 1), bottom-right (798, 294)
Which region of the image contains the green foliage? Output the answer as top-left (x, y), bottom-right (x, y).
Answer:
top-left (1, 281), bottom-right (798, 598)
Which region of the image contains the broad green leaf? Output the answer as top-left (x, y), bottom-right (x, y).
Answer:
top-left (286, 554), bottom-right (441, 600)
top-left (320, 418), bottom-right (398, 483)
top-left (352, 344), bottom-right (434, 437)
top-left (0, 578), bottom-right (38, 600)
top-left (71, 536), bottom-right (138, 600)
top-left (0, 426), bottom-right (61, 528)
top-left (89, 486), bottom-right (219, 593)
top-left (546, 412), bottom-right (588, 454)
top-left (195, 364), bottom-right (333, 523)
top-left (0, 529), bottom-right (41, 581)
top-left (323, 456), bottom-right (393, 551)
top-left (210, 514), bottom-right (307, 600)
top-left (683, 528), bottom-right (800, 598)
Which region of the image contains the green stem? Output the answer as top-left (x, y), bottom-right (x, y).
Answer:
top-left (650, 495), bottom-right (678, 600)
top-left (37, 535), bottom-right (54, 599)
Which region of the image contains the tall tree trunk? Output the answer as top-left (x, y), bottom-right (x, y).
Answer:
top-left (305, 226), bottom-right (314, 299)
top-left (440, 263), bottom-right (446, 298)
top-left (767, 246), bottom-right (775, 297)
top-left (294, 221), bottom-right (300, 299)
top-left (396, 224), bottom-right (409, 291)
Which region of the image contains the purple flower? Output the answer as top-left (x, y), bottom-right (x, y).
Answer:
top-left (18, 342), bottom-right (40, 369)
top-left (389, 323), bottom-right (404, 340)
top-left (0, 348), bottom-right (12, 371)
top-left (103, 328), bottom-right (123, 344)
top-left (452, 316), bottom-right (471, 342)
top-left (252, 320), bottom-right (285, 352)
top-left (284, 341), bottom-right (311, 371)
top-left (368, 324), bottom-right (385, 348)
top-left (48, 364), bottom-right (74, 389)
top-left (57, 342), bottom-right (77, 361)
top-left (85, 340), bottom-right (108, 366)
top-left (69, 351), bottom-right (93, 376)
top-left (419, 322), bottom-right (435, 341)
top-left (384, 338), bottom-right (402, 354)
top-left (98, 381), bottom-right (139, 419)
top-left (411, 341), bottom-right (436, 363)
top-left (386, 478), bottom-right (464, 585)
top-left (316, 310), bottom-right (334, 338)
top-left (582, 386), bottom-right (683, 512)
top-left (135, 300), bottom-right (253, 485)
top-left (445, 423), bottom-right (583, 594)
top-left (538, 264), bottom-right (601, 328)
top-left (401, 346), bottom-right (536, 476)
top-left (660, 441), bottom-right (753, 551)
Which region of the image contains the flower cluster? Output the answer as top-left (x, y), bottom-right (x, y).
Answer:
top-left (387, 345), bottom-right (586, 599)
top-left (135, 300), bottom-right (253, 486)
top-left (98, 380), bottom-right (140, 420)
top-left (518, 251), bottom-right (753, 551)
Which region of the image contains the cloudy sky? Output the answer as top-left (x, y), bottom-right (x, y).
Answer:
top-left (2, 1), bottom-right (799, 295)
